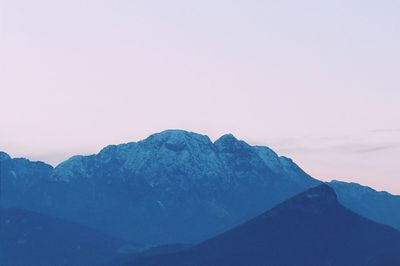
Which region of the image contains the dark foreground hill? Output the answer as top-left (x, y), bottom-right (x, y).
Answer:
top-left (0, 208), bottom-right (128, 266)
top-left (130, 185), bottom-right (400, 266)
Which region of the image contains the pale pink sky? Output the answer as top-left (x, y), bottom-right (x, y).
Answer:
top-left (1, 0), bottom-right (399, 193)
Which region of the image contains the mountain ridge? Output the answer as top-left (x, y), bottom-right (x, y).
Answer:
top-left (1, 129), bottom-right (400, 247)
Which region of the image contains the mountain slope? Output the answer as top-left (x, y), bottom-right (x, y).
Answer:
top-left (131, 185), bottom-right (400, 266)
top-left (330, 180), bottom-right (400, 232)
top-left (0, 208), bottom-right (128, 266)
top-left (0, 154), bottom-right (53, 210)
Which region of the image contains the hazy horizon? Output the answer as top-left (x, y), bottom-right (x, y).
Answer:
top-left (1, 0), bottom-right (399, 193)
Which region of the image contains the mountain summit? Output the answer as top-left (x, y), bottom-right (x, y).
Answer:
top-left (271, 184), bottom-right (338, 214)
top-left (132, 185), bottom-right (400, 266)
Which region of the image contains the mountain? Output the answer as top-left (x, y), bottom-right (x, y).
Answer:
top-left (0, 130), bottom-right (320, 246)
top-left (1, 130), bottom-right (400, 247)
top-left (130, 185), bottom-right (400, 266)
top-left (0, 208), bottom-right (129, 266)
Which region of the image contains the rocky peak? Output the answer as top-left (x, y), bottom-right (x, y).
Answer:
top-left (141, 130), bottom-right (213, 152)
top-left (214, 134), bottom-right (252, 154)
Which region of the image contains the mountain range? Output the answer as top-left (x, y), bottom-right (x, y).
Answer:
top-left (1, 130), bottom-right (400, 247)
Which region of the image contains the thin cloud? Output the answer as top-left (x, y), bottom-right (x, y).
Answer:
top-left (317, 135), bottom-right (358, 141)
top-left (370, 128), bottom-right (400, 133)
top-left (356, 144), bottom-right (400, 153)
top-left (277, 147), bottom-right (318, 153)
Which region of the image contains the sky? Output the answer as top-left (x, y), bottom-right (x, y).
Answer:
top-left (1, 0), bottom-right (399, 193)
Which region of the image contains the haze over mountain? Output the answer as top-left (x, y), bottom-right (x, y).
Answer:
top-left (1, 130), bottom-right (400, 247)
top-left (0, 208), bottom-right (126, 266)
top-left (130, 185), bottom-right (400, 266)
